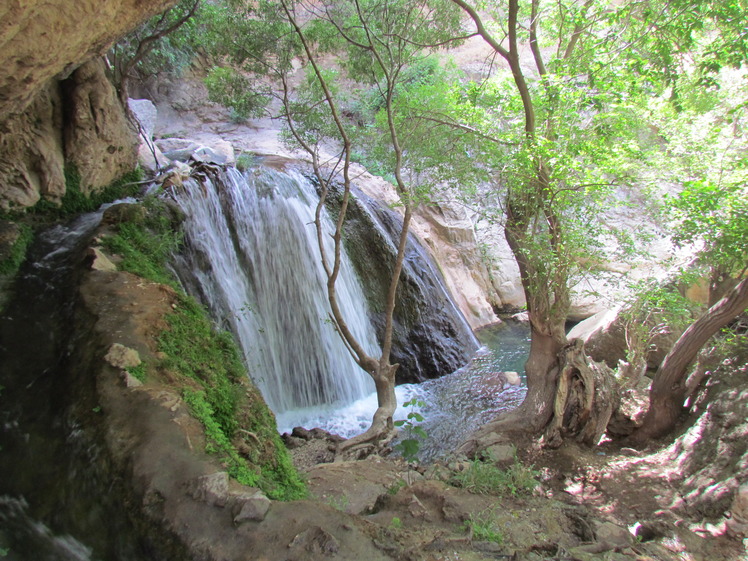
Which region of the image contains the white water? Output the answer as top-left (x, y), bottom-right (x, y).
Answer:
top-left (173, 167), bottom-right (378, 414)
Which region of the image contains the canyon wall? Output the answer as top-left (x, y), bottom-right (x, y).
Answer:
top-left (0, 0), bottom-right (177, 210)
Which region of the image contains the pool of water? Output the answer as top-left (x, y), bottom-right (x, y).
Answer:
top-left (276, 319), bottom-right (531, 461)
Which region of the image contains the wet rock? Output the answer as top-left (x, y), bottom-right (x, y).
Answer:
top-left (104, 343), bottom-right (141, 369)
top-left (232, 489), bottom-right (271, 524)
top-left (189, 472), bottom-right (229, 507)
top-left (101, 203), bottom-right (147, 225)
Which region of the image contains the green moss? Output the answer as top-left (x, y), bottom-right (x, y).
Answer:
top-left (31, 165), bottom-right (144, 218)
top-left (163, 295), bottom-right (306, 500)
top-left (100, 195), bottom-right (183, 286)
top-left (0, 224), bottom-right (33, 276)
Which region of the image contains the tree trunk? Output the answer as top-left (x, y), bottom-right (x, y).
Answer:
top-left (336, 363), bottom-right (398, 456)
top-left (632, 277), bottom-right (748, 442)
top-left (545, 339), bottom-right (619, 448)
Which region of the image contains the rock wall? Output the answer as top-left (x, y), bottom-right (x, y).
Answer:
top-left (62, 59), bottom-right (138, 194)
top-left (0, 0), bottom-right (178, 210)
top-left (0, 0), bottom-right (177, 119)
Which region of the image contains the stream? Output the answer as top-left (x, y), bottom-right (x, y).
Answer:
top-left (277, 319), bottom-right (530, 461)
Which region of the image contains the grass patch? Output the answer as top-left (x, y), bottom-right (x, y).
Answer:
top-left (451, 457), bottom-right (538, 497)
top-left (31, 165), bottom-right (144, 218)
top-left (464, 508), bottom-right (504, 544)
top-left (101, 197), bottom-right (306, 501)
top-left (0, 224), bottom-right (33, 276)
top-left (127, 363), bottom-right (147, 383)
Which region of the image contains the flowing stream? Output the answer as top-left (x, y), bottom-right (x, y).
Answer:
top-left (0, 210), bottom-right (149, 560)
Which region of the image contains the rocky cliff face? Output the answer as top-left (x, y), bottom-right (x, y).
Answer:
top-left (0, 0), bottom-right (176, 119)
top-left (0, 0), bottom-right (177, 210)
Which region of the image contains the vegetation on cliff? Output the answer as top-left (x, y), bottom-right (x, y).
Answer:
top-left (101, 196), bottom-right (306, 500)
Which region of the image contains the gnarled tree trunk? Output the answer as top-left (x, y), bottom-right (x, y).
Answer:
top-left (544, 339), bottom-right (619, 448)
top-left (632, 277), bottom-right (748, 442)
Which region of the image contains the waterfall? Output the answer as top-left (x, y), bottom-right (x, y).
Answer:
top-left (172, 167), bottom-right (378, 415)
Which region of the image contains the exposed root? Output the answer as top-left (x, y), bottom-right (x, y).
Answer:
top-left (544, 339), bottom-right (619, 448)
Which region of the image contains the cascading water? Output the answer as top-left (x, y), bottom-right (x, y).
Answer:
top-left (171, 167), bottom-right (378, 416)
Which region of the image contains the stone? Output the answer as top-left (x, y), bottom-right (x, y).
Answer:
top-left (232, 489), bottom-right (271, 523)
top-left (0, 84), bottom-right (65, 210)
top-left (0, 0), bottom-right (177, 119)
top-left (484, 444), bottom-right (516, 467)
top-left (503, 371), bottom-right (521, 386)
top-left (104, 343), bottom-right (141, 369)
top-left (407, 495), bottom-right (429, 520)
top-left (129, 99), bottom-right (167, 172)
top-left (594, 521), bottom-right (634, 550)
top-left (189, 472), bottom-right (229, 507)
top-left (288, 526), bottom-right (339, 555)
top-left (191, 146), bottom-right (228, 165)
top-left (87, 247), bottom-right (117, 272)
top-left (123, 371), bottom-right (143, 388)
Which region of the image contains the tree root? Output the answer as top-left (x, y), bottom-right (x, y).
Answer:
top-left (544, 339), bottom-right (620, 448)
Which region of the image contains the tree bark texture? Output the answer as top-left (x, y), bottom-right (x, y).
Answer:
top-left (545, 339), bottom-right (619, 448)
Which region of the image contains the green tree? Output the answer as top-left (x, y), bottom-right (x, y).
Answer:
top-left (443, 0), bottom-right (748, 447)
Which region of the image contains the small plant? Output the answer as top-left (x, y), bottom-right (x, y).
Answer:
top-left (0, 224), bottom-right (33, 277)
top-left (387, 479), bottom-right (407, 496)
top-left (390, 516), bottom-right (403, 529)
top-left (394, 397), bottom-right (426, 463)
top-left (464, 508), bottom-right (503, 544)
top-left (326, 494), bottom-right (350, 511)
top-left (451, 456), bottom-right (538, 497)
top-left (128, 363), bottom-right (147, 382)
top-left (235, 153), bottom-right (254, 172)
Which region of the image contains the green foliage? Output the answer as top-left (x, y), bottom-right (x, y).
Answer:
top-left (669, 180), bottom-right (748, 278)
top-left (389, 516), bottom-right (403, 529)
top-left (31, 166), bottom-right (144, 219)
top-left (101, 198), bottom-right (182, 286)
top-left (235, 153), bottom-right (255, 172)
top-left (128, 363), bottom-right (147, 383)
top-left (394, 398), bottom-right (427, 463)
top-left (204, 67), bottom-right (269, 122)
top-left (451, 457), bottom-right (538, 497)
top-left (463, 508), bottom-right (504, 544)
top-left (0, 224), bottom-right (33, 276)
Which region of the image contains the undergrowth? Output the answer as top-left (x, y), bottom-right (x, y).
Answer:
top-left (31, 165), bottom-right (144, 218)
top-left (451, 457), bottom-right (538, 497)
top-left (101, 196), bottom-right (306, 501)
top-left (0, 224), bottom-right (33, 276)
top-left (463, 508), bottom-right (504, 544)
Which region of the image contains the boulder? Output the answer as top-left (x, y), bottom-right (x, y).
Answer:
top-left (232, 489), bottom-right (271, 523)
top-left (128, 98), bottom-right (166, 171)
top-left (189, 472), bottom-right (230, 507)
top-left (104, 343), bottom-right (141, 369)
